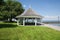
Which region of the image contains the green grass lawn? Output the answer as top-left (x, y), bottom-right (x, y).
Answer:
top-left (0, 22), bottom-right (60, 40)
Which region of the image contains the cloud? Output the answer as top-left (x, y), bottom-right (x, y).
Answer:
top-left (43, 16), bottom-right (60, 20)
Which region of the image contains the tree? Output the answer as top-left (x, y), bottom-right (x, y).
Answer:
top-left (0, 0), bottom-right (24, 22)
top-left (0, 0), bottom-right (5, 20)
top-left (0, 0), bottom-right (5, 6)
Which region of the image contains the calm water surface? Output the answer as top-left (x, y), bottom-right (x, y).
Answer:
top-left (48, 23), bottom-right (60, 27)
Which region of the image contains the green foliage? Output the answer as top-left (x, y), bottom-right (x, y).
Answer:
top-left (0, 0), bottom-right (24, 21)
top-left (0, 0), bottom-right (5, 6)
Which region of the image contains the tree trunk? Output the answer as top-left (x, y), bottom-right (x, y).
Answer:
top-left (9, 18), bottom-right (12, 22)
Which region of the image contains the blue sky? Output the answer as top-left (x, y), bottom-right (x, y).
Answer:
top-left (17, 0), bottom-right (60, 21)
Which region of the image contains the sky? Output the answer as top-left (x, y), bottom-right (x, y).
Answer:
top-left (17, 0), bottom-right (60, 21)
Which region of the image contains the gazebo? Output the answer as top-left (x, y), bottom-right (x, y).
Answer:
top-left (16, 8), bottom-right (43, 26)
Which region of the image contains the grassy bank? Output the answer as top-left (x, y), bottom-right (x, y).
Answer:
top-left (0, 22), bottom-right (60, 40)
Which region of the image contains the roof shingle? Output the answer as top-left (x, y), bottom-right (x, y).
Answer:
top-left (16, 8), bottom-right (43, 18)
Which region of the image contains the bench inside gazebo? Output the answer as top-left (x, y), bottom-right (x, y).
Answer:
top-left (16, 8), bottom-right (43, 26)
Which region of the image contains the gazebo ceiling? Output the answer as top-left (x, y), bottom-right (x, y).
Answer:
top-left (16, 8), bottom-right (43, 18)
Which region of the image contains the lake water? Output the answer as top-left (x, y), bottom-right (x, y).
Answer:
top-left (48, 23), bottom-right (60, 27)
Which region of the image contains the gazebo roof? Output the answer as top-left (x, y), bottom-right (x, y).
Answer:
top-left (16, 8), bottom-right (43, 18)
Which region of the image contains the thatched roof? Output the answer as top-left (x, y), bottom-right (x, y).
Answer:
top-left (16, 8), bottom-right (43, 18)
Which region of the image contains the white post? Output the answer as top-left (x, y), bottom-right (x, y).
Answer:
top-left (35, 18), bottom-right (37, 26)
top-left (23, 18), bottom-right (25, 26)
top-left (17, 19), bottom-right (19, 25)
top-left (40, 18), bottom-right (42, 23)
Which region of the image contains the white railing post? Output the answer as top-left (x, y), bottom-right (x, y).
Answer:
top-left (17, 19), bottom-right (19, 25)
top-left (35, 18), bottom-right (37, 26)
top-left (23, 18), bottom-right (25, 26)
